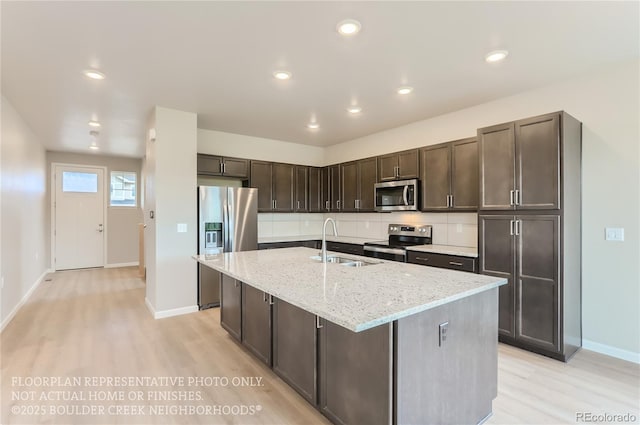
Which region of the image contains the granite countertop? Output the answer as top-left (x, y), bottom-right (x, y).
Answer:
top-left (195, 247), bottom-right (504, 332)
top-left (406, 244), bottom-right (479, 258)
top-left (258, 235), bottom-right (380, 245)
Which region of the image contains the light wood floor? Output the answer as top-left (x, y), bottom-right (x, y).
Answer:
top-left (1, 267), bottom-right (638, 424)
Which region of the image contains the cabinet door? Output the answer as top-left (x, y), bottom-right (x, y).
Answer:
top-left (358, 157), bottom-right (378, 211)
top-left (328, 165), bottom-right (341, 211)
top-left (222, 157), bottom-right (249, 178)
top-left (197, 154), bottom-right (223, 176)
top-left (515, 113), bottom-right (560, 210)
top-left (250, 161), bottom-right (273, 212)
top-left (308, 167), bottom-right (323, 212)
top-left (294, 166), bottom-right (308, 212)
top-left (272, 163), bottom-right (294, 212)
top-left (220, 274), bottom-right (242, 341)
top-left (420, 144), bottom-right (451, 210)
top-left (242, 284), bottom-right (272, 366)
top-left (273, 299), bottom-right (317, 405)
top-left (479, 215), bottom-right (516, 338)
top-left (321, 167), bottom-right (330, 211)
top-left (340, 161), bottom-right (359, 212)
top-left (451, 138), bottom-right (479, 210)
top-left (397, 149), bottom-right (419, 179)
top-left (377, 153), bottom-right (398, 181)
top-left (479, 123), bottom-right (515, 210)
top-left (319, 320), bottom-right (392, 425)
top-left (516, 215), bottom-right (560, 352)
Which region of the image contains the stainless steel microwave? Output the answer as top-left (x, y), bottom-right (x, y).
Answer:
top-left (374, 179), bottom-right (419, 211)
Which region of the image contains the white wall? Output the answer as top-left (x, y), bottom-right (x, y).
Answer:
top-left (0, 96), bottom-right (48, 330)
top-left (46, 152), bottom-right (143, 266)
top-left (198, 129), bottom-right (324, 166)
top-left (326, 60), bottom-right (640, 360)
top-left (145, 107), bottom-right (198, 316)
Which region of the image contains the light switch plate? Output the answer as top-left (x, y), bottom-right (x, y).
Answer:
top-left (177, 223), bottom-right (188, 233)
top-left (605, 227), bottom-right (624, 241)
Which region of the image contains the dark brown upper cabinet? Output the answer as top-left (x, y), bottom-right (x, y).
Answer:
top-left (420, 138), bottom-right (478, 211)
top-left (479, 112), bottom-right (562, 210)
top-left (250, 161), bottom-right (294, 212)
top-left (197, 154), bottom-right (249, 178)
top-left (340, 157), bottom-right (378, 212)
top-left (308, 167), bottom-right (324, 213)
top-left (377, 149), bottom-right (419, 182)
top-left (294, 166), bottom-right (309, 212)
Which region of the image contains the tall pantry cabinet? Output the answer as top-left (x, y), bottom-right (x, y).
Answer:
top-left (478, 111), bottom-right (582, 362)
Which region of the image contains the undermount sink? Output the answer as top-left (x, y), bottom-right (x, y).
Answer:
top-left (309, 255), bottom-right (377, 267)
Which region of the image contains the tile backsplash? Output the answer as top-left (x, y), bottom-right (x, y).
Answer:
top-left (258, 212), bottom-right (478, 248)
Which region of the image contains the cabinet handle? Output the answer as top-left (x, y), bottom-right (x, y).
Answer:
top-left (509, 190), bottom-right (515, 206)
top-left (337, 200), bottom-right (341, 210)
top-left (268, 294), bottom-right (274, 305)
top-left (325, 200), bottom-right (330, 210)
top-left (297, 200), bottom-right (300, 209)
top-left (449, 261), bottom-right (463, 266)
top-left (515, 219), bottom-right (521, 236)
top-left (220, 162), bottom-right (224, 173)
top-left (316, 315), bottom-right (323, 329)
top-left (263, 292), bottom-right (267, 303)
top-left (234, 280), bottom-right (239, 288)
top-left (273, 200), bottom-right (277, 209)
top-left (223, 162), bottom-right (226, 173)
top-left (510, 220), bottom-right (515, 236)
top-left (515, 190), bottom-right (521, 206)
top-left (415, 256), bottom-right (429, 261)
top-left (449, 195), bottom-right (454, 208)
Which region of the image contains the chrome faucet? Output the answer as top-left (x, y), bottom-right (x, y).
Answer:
top-left (321, 218), bottom-right (338, 263)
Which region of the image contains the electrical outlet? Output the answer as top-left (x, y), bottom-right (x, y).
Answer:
top-left (177, 223), bottom-right (187, 233)
top-left (439, 321), bottom-right (449, 347)
top-left (605, 227), bottom-right (624, 242)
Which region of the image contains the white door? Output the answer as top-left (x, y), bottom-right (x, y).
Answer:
top-left (54, 165), bottom-right (105, 270)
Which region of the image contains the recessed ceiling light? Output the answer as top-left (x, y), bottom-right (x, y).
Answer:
top-left (88, 120), bottom-right (101, 128)
top-left (485, 50), bottom-right (509, 63)
top-left (89, 145), bottom-right (99, 150)
top-left (273, 71), bottom-right (292, 80)
top-left (337, 19), bottom-right (361, 36)
top-left (84, 69), bottom-right (105, 80)
top-left (307, 122), bottom-right (320, 130)
top-left (347, 106), bottom-right (362, 114)
top-left (397, 86), bottom-right (413, 95)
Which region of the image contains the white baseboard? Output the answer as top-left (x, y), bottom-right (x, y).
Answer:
top-left (144, 298), bottom-right (198, 319)
top-left (1, 269), bottom-right (52, 332)
top-left (105, 262), bottom-right (139, 268)
top-left (583, 339), bottom-right (640, 364)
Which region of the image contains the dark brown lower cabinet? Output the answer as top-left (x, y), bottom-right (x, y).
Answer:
top-left (325, 241), bottom-right (363, 256)
top-left (407, 251), bottom-right (477, 273)
top-left (319, 320), bottom-right (392, 425)
top-left (241, 284), bottom-right (272, 366)
top-left (272, 299), bottom-right (318, 405)
top-left (479, 214), bottom-right (580, 361)
top-left (220, 274), bottom-right (242, 341)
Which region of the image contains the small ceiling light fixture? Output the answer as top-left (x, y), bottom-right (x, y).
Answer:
top-left (307, 122), bottom-right (320, 130)
top-left (84, 69), bottom-right (105, 80)
top-left (273, 71), bottom-right (292, 80)
top-left (89, 144), bottom-right (100, 150)
top-left (337, 19), bottom-right (361, 36)
top-left (485, 50), bottom-right (509, 63)
top-left (397, 86), bottom-right (414, 95)
top-left (347, 106), bottom-right (362, 114)
top-left (88, 120), bottom-right (101, 128)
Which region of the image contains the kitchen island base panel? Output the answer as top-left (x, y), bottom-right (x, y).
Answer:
top-left (396, 287), bottom-right (498, 425)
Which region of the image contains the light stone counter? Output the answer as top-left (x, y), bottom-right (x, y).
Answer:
top-left (195, 247), bottom-right (504, 332)
top-left (406, 244), bottom-right (479, 258)
top-left (258, 235), bottom-right (380, 245)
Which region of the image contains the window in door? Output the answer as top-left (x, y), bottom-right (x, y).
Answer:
top-left (62, 171), bottom-right (99, 193)
top-left (110, 171), bottom-right (137, 207)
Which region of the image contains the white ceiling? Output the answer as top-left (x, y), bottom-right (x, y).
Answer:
top-left (2, 2), bottom-right (638, 158)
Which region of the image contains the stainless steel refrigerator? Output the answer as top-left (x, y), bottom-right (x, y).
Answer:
top-left (197, 186), bottom-right (258, 309)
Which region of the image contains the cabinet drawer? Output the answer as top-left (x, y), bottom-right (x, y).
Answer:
top-left (407, 251), bottom-right (477, 273)
top-left (325, 241), bottom-right (364, 256)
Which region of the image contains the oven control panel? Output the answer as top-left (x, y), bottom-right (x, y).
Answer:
top-left (388, 224), bottom-right (432, 237)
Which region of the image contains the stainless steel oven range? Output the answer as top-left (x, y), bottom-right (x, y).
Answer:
top-left (363, 224), bottom-right (432, 262)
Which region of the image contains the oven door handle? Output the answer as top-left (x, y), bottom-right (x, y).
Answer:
top-left (402, 185), bottom-right (409, 206)
top-left (364, 246), bottom-right (406, 256)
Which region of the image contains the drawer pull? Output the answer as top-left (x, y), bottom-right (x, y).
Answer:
top-left (415, 257), bottom-right (429, 261)
top-left (316, 315), bottom-right (323, 329)
top-left (449, 261), bottom-right (464, 266)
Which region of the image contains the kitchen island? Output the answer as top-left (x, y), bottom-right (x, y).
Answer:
top-left (195, 247), bottom-right (506, 425)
